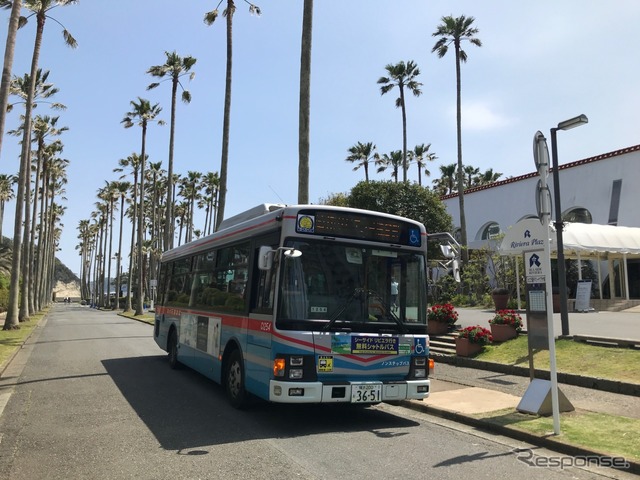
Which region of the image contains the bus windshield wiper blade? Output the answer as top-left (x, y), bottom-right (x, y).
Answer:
top-left (323, 288), bottom-right (362, 331)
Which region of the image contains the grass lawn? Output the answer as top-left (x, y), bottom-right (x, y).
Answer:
top-left (0, 312), bottom-right (46, 370)
top-left (477, 336), bottom-right (640, 384)
top-left (477, 408), bottom-right (640, 462)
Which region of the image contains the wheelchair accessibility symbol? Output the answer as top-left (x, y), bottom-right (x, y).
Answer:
top-left (414, 338), bottom-right (426, 355)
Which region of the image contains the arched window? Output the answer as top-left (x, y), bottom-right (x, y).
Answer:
top-left (481, 222), bottom-right (501, 240)
top-left (563, 208), bottom-right (592, 224)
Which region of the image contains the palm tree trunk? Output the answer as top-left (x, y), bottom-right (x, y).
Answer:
top-left (400, 88), bottom-right (408, 183)
top-left (165, 80), bottom-right (178, 251)
top-left (0, 0), bottom-right (22, 159)
top-left (455, 45), bottom-right (468, 265)
top-left (136, 127), bottom-right (147, 315)
top-left (115, 196), bottom-right (125, 309)
top-left (298, 0), bottom-right (312, 204)
top-left (216, 0), bottom-right (234, 230)
top-left (5, 11), bottom-right (45, 329)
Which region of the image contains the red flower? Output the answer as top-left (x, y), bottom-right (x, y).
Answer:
top-left (489, 309), bottom-right (523, 332)
top-left (428, 303), bottom-right (459, 325)
top-left (457, 325), bottom-right (493, 345)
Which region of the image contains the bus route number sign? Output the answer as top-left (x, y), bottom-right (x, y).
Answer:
top-left (351, 383), bottom-right (382, 403)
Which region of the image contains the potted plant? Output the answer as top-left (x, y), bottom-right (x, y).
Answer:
top-left (427, 303), bottom-right (458, 335)
top-left (455, 325), bottom-right (492, 356)
top-left (491, 287), bottom-right (509, 311)
top-left (488, 309), bottom-right (523, 342)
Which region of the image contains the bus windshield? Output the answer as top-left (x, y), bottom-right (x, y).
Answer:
top-left (276, 240), bottom-right (426, 332)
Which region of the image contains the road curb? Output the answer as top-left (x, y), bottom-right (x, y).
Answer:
top-left (431, 353), bottom-right (640, 397)
top-left (401, 400), bottom-right (640, 476)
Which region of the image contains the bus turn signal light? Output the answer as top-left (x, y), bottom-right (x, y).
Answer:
top-left (273, 358), bottom-right (286, 377)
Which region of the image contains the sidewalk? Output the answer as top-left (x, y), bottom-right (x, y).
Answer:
top-left (404, 360), bottom-right (640, 475)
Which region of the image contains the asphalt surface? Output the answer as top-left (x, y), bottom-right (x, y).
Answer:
top-left (1, 304), bottom-right (638, 477)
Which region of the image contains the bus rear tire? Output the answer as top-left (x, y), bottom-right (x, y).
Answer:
top-left (168, 329), bottom-right (179, 369)
top-left (225, 349), bottom-right (247, 409)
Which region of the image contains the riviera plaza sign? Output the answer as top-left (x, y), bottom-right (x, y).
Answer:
top-left (498, 218), bottom-right (553, 256)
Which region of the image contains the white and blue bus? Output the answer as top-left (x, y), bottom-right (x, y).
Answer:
top-left (154, 204), bottom-right (431, 407)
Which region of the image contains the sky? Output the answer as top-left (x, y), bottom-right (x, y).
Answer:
top-left (1, 0), bottom-right (640, 277)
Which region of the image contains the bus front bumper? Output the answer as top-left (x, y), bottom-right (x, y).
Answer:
top-left (268, 379), bottom-right (430, 404)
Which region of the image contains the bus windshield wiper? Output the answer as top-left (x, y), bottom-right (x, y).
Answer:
top-left (323, 288), bottom-right (363, 331)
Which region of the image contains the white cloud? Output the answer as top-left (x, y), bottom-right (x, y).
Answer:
top-left (454, 101), bottom-right (512, 131)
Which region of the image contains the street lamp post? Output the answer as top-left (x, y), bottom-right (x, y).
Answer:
top-left (550, 114), bottom-right (588, 336)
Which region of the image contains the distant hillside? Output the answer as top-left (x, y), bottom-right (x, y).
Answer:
top-left (0, 240), bottom-right (80, 284)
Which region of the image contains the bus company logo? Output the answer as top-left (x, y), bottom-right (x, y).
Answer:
top-left (297, 214), bottom-right (315, 233)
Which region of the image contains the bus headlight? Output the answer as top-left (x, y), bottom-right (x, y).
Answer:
top-left (414, 368), bottom-right (426, 378)
top-left (289, 369), bottom-right (304, 379)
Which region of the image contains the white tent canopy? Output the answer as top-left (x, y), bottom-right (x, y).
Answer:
top-left (499, 218), bottom-right (640, 257)
top-left (562, 223), bottom-right (640, 256)
top-left (498, 218), bottom-right (640, 303)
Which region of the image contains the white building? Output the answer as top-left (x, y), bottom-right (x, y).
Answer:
top-left (441, 144), bottom-right (640, 304)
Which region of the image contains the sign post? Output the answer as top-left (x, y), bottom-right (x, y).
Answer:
top-left (516, 133), bottom-right (575, 431)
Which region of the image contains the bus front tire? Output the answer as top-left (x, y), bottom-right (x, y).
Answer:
top-left (168, 330), bottom-right (179, 369)
top-left (225, 350), bottom-right (247, 409)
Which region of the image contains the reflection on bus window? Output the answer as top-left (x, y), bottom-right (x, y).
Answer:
top-left (277, 241), bottom-right (426, 329)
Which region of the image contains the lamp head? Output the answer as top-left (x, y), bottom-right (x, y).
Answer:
top-left (557, 114), bottom-right (588, 131)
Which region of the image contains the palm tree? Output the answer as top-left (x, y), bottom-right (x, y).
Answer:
top-left (433, 163), bottom-right (457, 195)
top-left (377, 61), bottom-right (422, 183)
top-left (0, 173), bottom-right (15, 241)
top-left (298, 0), bottom-right (312, 204)
top-left (478, 168), bottom-right (502, 185)
top-left (375, 150), bottom-right (403, 183)
top-left (147, 51), bottom-right (196, 251)
top-left (0, 0), bottom-right (23, 159)
top-left (114, 153), bottom-right (141, 312)
top-left (122, 98), bottom-right (163, 316)
top-left (111, 180), bottom-right (130, 309)
top-left (346, 141), bottom-right (377, 182)
top-left (4, 0), bottom-right (77, 329)
top-left (432, 14), bottom-right (481, 265)
top-left (178, 170), bottom-right (202, 243)
top-left (463, 165), bottom-right (480, 189)
top-left (411, 143), bottom-right (437, 186)
top-left (201, 171), bottom-right (219, 235)
top-left (205, 0), bottom-right (260, 229)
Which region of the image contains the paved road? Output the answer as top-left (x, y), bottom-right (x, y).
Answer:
top-left (0, 304), bottom-right (616, 479)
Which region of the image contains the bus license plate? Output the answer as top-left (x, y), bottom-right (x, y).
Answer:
top-left (351, 383), bottom-right (382, 403)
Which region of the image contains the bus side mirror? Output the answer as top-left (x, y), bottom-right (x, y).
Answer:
top-left (258, 246), bottom-right (302, 271)
top-left (258, 246), bottom-right (274, 271)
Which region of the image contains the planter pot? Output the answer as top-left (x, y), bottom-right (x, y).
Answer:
top-left (490, 323), bottom-right (518, 342)
top-left (455, 337), bottom-right (483, 357)
top-left (427, 321), bottom-right (450, 335)
top-left (492, 293), bottom-right (509, 311)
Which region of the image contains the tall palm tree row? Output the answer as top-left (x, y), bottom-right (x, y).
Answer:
top-left (78, 144), bottom-right (221, 311)
top-left (432, 14), bottom-right (482, 265)
top-left (3, 0), bottom-right (76, 329)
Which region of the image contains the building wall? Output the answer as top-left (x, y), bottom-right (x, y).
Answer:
top-left (441, 145), bottom-right (640, 244)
